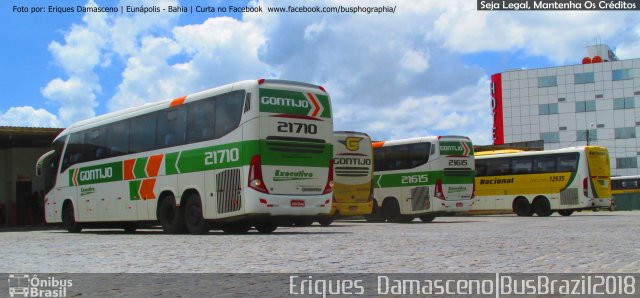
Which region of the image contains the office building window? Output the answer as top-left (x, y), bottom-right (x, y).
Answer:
top-left (538, 76), bottom-right (558, 87)
top-left (616, 157), bottom-right (638, 169)
top-left (539, 103), bottom-right (559, 115)
top-left (613, 97), bottom-right (635, 110)
top-left (540, 132), bottom-right (560, 143)
top-left (576, 129), bottom-right (597, 141)
top-left (615, 127), bottom-right (637, 139)
top-left (575, 100), bottom-right (596, 112)
top-left (574, 72), bottom-right (595, 84)
top-left (612, 69), bottom-right (633, 81)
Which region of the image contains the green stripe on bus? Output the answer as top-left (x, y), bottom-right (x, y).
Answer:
top-left (374, 171), bottom-right (474, 188)
top-left (129, 180), bottom-right (141, 200)
top-left (74, 162), bottom-right (123, 186)
top-left (134, 157), bottom-right (148, 179)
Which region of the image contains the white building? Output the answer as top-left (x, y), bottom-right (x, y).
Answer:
top-left (490, 44), bottom-right (640, 176)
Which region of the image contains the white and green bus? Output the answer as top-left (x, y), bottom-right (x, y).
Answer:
top-left (36, 79), bottom-right (334, 234)
top-left (368, 136), bottom-right (476, 223)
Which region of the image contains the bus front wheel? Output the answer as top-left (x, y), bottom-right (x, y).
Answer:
top-left (513, 197), bottom-right (533, 216)
top-left (62, 202), bottom-right (82, 233)
top-left (382, 199), bottom-right (403, 223)
top-left (558, 210), bottom-right (574, 216)
top-left (158, 194), bottom-right (186, 234)
top-left (185, 194), bottom-right (209, 235)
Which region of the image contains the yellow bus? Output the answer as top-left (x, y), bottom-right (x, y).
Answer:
top-left (317, 131), bottom-right (374, 225)
top-left (611, 175), bottom-right (640, 211)
top-left (473, 146), bottom-right (611, 216)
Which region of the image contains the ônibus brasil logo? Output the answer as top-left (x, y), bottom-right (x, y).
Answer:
top-left (273, 169), bottom-right (314, 181)
top-left (8, 274), bottom-right (72, 298)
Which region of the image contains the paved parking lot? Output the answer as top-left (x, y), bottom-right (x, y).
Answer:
top-left (1, 211), bottom-right (639, 273)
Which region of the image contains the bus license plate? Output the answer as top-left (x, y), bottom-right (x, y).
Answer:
top-left (291, 200), bottom-right (305, 207)
top-left (349, 206), bottom-right (358, 211)
top-left (456, 202), bottom-right (463, 207)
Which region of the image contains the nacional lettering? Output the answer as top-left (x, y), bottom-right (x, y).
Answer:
top-left (79, 167), bottom-right (113, 182)
top-left (261, 96), bottom-right (309, 108)
top-left (479, 177), bottom-right (514, 185)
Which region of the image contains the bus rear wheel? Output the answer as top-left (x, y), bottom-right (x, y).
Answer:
top-left (185, 194), bottom-right (209, 235)
top-left (254, 222), bottom-right (278, 234)
top-left (558, 210), bottom-right (574, 216)
top-left (383, 199), bottom-right (403, 223)
top-left (513, 197), bottom-right (533, 217)
top-left (533, 197), bottom-right (553, 217)
top-left (318, 218), bottom-right (334, 226)
top-left (364, 201), bottom-right (384, 223)
top-left (419, 215), bottom-right (436, 223)
top-left (222, 223), bottom-right (252, 234)
top-left (62, 202), bottom-right (82, 233)
top-left (158, 194), bottom-right (186, 234)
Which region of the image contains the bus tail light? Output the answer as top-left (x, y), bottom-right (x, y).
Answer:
top-left (583, 177), bottom-right (588, 197)
top-left (322, 159), bottom-right (335, 195)
top-left (435, 179), bottom-right (445, 200)
top-left (248, 154), bottom-right (269, 194)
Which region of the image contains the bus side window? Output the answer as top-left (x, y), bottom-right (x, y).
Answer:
top-left (106, 120), bottom-right (129, 158)
top-left (130, 112), bottom-right (158, 153)
top-left (512, 157), bottom-right (532, 174)
top-left (475, 160), bottom-right (487, 176)
top-left (557, 153), bottom-right (579, 172)
top-left (534, 156), bottom-right (556, 173)
top-left (87, 127), bottom-right (106, 161)
top-left (373, 147), bottom-right (386, 171)
top-left (157, 107), bottom-right (186, 148)
top-left (408, 143), bottom-right (430, 168)
top-left (186, 97), bottom-right (215, 143)
top-left (61, 132), bottom-right (85, 172)
top-left (215, 90), bottom-right (244, 138)
top-left (386, 145), bottom-right (408, 171)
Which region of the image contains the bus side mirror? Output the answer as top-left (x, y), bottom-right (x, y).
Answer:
top-left (36, 150), bottom-right (56, 177)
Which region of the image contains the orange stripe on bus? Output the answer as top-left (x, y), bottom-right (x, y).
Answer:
top-left (170, 96), bottom-right (187, 107)
top-left (140, 178), bottom-right (156, 200)
top-left (124, 159), bottom-right (135, 180)
top-left (372, 141), bottom-right (385, 148)
top-left (146, 154), bottom-right (163, 177)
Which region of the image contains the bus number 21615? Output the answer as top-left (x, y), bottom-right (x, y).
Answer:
top-left (401, 174), bottom-right (428, 184)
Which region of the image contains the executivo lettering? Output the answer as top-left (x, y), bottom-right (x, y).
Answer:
top-left (261, 96), bottom-right (309, 108)
top-left (274, 169), bottom-right (314, 181)
top-left (479, 177), bottom-right (514, 185)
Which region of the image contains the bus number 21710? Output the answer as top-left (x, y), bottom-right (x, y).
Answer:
top-left (205, 148), bottom-right (240, 165)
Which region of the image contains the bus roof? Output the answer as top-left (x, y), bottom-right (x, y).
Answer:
top-left (372, 135), bottom-right (471, 147)
top-left (475, 146), bottom-right (608, 159)
top-left (52, 79), bottom-right (328, 143)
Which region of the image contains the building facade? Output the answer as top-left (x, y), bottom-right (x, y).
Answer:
top-left (491, 44), bottom-right (640, 176)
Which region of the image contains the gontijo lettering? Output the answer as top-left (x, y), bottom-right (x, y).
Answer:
top-left (79, 167), bottom-right (112, 182)
top-left (261, 96), bottom-right (310, 108)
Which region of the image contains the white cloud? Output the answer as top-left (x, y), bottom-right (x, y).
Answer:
top-left (0, 106), bottom-right (62, 127)
top-left (40, 0), bottom-right (639, 146)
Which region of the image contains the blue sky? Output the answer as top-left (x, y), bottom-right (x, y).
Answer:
top-left (1, 0), bottom-right (640, 145)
